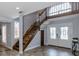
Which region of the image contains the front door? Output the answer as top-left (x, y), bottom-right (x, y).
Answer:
top-left (47, 23), bottom-right (73, 48)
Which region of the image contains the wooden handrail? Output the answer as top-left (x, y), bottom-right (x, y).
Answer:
top-left (39, 8), bottom-right (47, 16)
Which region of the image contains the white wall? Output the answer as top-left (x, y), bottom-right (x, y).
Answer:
top-left (23, 12), bottom-right (38, 35)
top-left (43, 14), bottom-right (79, 49)
top-left (0, 17), bottom-right (12, 22)
top-left (6, 23), bottom-right (12, 48)
top-left (24, 31), bottom-right (40, 51)
top-left (0, 24), bottom-right (2, 44)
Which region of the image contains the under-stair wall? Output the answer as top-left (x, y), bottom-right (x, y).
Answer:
top-left (24, 31), bottom-right (40, 51)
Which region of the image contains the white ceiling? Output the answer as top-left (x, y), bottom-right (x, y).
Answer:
top-left (0, 2), bottom-right (61, 19)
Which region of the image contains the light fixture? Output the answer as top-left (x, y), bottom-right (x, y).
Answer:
top-left (16, 7), bottom-right (24, 14)
top-left (16, 7), bottom-right (20, 10)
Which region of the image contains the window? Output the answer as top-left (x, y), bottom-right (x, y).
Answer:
top-left (2, 24), bottom-right (7, 43)
top-left (14, 21), bottom-right (19, 39)
top-left (60, 27), bottom-right (68, 40)
top-left (50, 27), bottom-right (56, 39)
top-left (49, 3), bottom-right (71, 16)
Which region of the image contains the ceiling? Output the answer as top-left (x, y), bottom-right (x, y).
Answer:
top-left (0, 2), bottom-right (61, 19)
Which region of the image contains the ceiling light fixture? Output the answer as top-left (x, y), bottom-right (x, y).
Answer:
top-left (16, 7), bottom-right (20, 10)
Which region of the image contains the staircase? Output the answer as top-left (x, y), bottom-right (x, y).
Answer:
top-left (13, 22), bottom-right (39, 51)
top-left (13, 8), bottom-right (47, 51)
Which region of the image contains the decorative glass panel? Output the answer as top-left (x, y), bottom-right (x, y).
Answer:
top-left (60, 27), bottom-right (68, 40)
top-left (50, 27), bottom-right (56, 39)
top-left (2, 24), bottom-right (7, 43)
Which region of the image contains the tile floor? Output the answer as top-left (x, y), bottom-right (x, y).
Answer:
top-left (0, 45), bottom-right (74, 56)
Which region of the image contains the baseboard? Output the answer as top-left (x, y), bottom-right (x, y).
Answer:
top-left (48, 45), bottom-right (71, 50)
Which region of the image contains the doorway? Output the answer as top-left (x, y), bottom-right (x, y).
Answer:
top-left (41, 30), bottom-right (44, 46)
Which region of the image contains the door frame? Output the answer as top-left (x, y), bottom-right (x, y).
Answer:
top-left (41, 30), bottom-right (44, 46)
